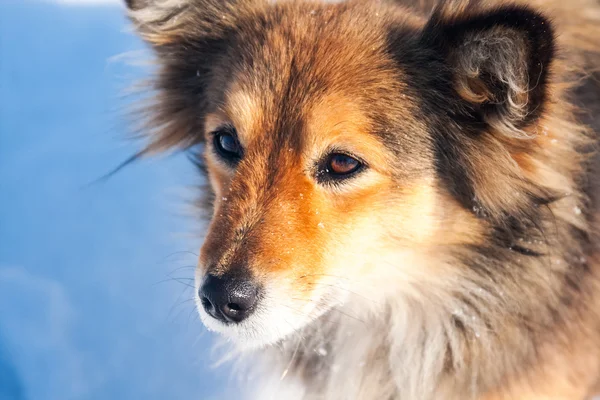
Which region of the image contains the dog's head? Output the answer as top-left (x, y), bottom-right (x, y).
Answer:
top-left (126, 0), bottom-right (558, 347)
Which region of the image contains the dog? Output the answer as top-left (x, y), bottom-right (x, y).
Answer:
top-left (124, 0), bottom-right (600, 398)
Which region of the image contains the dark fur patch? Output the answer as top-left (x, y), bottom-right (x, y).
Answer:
top-left (421, 5), bottom-right (555, 128)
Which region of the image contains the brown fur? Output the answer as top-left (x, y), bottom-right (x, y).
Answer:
top-left (125, 0), bottom-right (600, 398)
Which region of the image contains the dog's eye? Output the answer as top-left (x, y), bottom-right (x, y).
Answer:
top-left (328, 154), bottom-right (361, 175)
top-left (316, 153), bottom-right (364, 183)
top-left (212, 127), bottom-right (242, 163)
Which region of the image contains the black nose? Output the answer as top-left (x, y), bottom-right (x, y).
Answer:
top-left (199, 273), bottom-right (259, 323)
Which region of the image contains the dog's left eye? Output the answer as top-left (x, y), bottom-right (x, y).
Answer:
top-left (316, 152), bottom-right (364, 183)
top-left (328, 154), bottom-right (361, 175)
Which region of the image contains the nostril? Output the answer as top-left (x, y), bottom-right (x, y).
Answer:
top-left (221, 299), bottom-right (255, 322)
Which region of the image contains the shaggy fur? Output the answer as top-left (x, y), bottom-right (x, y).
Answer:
top-left (125, 0), bottom-right (600, 398)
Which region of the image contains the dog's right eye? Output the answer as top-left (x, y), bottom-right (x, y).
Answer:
top-left (212, 126), bottom-right (242, 164)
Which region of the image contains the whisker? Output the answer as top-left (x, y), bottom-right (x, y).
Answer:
top-left (166, 276), bottom-right (194, 281)
top-left (287, 298), bottom-right (367, 325)
top-left (187, 303), bottom-right (201, 326)
top-left (280, 336), bottom-right (301, 381)
top-left (327, 306), bottom-right (367, 325)
top-left (297, 273), bottom-right (353, 281)
top-left (160, 251), bottom-right (199, 262)
top-left (167, 265), bottom-right (197, 274)
top-left (167, 289), bottom-right (195, 321)
top-left (153, 277), bottom-right (196, 289)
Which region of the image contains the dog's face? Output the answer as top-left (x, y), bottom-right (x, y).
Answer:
top-left (126, 0), bottom-right (555, 347)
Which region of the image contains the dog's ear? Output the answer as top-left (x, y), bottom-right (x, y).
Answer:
top-left (123, 0), bottom-right (141, 10)
top-left (421, 3), bottom-right (555, 135)
top-left (124, 0), bottom-right (246, 49)
top-left (124, 0), bottom-right (260, 153)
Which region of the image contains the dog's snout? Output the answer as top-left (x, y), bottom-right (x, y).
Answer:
top-left (199, 273), bottom-right (259, 323)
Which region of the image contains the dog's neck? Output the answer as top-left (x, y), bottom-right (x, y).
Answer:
top-left (248, 303), bottom-right (397, 399)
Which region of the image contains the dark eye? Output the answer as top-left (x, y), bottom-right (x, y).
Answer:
top-left (317, 152), bottom-right (364, 183)
top-left (328, 154), bottom-right (361, 175)
top-left (212, 126), bottom-right (242, 163)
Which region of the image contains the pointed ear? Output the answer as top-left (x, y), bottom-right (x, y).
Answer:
top-left (421, 4), bottom-right (555, 135)
top-left (123, 0), bottom-right (140, 10)
top-left (124, 0), bottom-right (261, 153)
top-left (124, 0), bottom-right (250, 48)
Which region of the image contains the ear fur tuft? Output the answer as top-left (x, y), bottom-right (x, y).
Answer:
top-left (421, 3), bottom-right (555, 136)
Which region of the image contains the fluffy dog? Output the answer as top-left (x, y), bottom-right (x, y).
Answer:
top-left (125, 0), bottom-right (600, 398)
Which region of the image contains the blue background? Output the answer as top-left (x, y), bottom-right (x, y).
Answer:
top-left (0, 1), bottom-right (233, 398)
